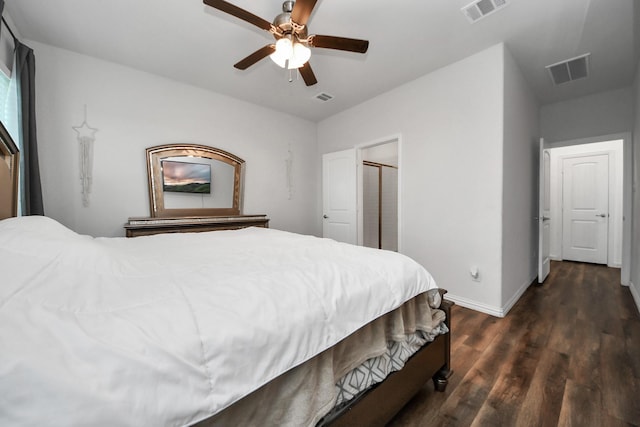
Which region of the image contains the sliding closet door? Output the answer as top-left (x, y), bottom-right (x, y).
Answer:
top-left (362, 162), bottom-right (398, 251)
top-left (380, 166), bottom-right (398, 251)
top-left (363, 164), bottom-right (380, 249)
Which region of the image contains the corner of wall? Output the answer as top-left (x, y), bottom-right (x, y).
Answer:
top-left (632, 55), bottom-right (640, 309)
top-left (629, 282), bottom-right (640, 315)
top-left (500, 43), bottom-right (540, 310)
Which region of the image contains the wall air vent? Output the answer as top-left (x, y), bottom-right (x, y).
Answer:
top-left (462, 0), bottom-right (508, 23)
top-left (314, 92), bottom-right (334, 102)
top-left (546, 53), bottom-right (590, 86)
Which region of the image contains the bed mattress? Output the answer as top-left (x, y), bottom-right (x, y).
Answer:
top-left (200, 291), bottom-right (447, 427)
top-left (0, 216), bottom-right (438, 426)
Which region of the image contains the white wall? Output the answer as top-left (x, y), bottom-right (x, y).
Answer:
top-left (501, 47), bottom-right (540, 311)
top-left (30, 41), bottom-right (318, 237)
top-left (318, 44), bottom-right (506, 314)
top-left (541, 87), bottom-right (635, 143)
top-left (632, 61), bottom-right (640, 312)
top-left (361, 141), bottom-right (398, 167)
top-left (548, 141), bottom-right (624, 267)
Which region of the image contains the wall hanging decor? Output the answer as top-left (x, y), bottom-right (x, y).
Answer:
top-left (285, 144), bottom-right (294, 200)
top-left (72, 105), bottom-right (98, 207)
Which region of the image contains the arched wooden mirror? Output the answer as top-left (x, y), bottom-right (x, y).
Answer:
top-left (146, 144), bottom-right (244, 218)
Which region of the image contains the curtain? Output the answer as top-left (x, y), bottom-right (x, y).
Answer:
top-left (15, 41), bottom-right (43, 215)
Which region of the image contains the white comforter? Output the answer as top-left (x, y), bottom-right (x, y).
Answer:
top-left (0, 216), bottom-right (437, 426)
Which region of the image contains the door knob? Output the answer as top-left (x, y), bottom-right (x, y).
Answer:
top-left (596, 213), bottom-right (607, 218)
top-left (542, 216), bottom-right (550, 221)
top-left (323, 215), bottom-right (329, 219)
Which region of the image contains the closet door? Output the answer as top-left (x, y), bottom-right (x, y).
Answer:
top-left (380, 166), bottom-right (398, 251)
top-left (363, 164), bottom-right (380, 249)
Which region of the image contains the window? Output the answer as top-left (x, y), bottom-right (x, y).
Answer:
top-left (0, 67), bottom-right (11, 121)
top-left (0, 21), bottom-right (17, 127)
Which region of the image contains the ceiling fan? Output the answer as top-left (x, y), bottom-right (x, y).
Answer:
top-left (203, 0), bottom-right (369, 86)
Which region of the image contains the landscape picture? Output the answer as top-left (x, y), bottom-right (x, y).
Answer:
top-left (161, 160), bottom-right (211, 194)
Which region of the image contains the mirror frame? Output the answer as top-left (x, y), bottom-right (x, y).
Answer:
top-left (0, 121), bottom-right (19, 220)
top-left (146, 144), bottom-right (245, 218)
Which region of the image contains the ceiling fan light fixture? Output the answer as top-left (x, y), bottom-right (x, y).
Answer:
top-left (291, 43), bottom-right (311, 67)
top-left (270, 37), bottom-right (293, 67)
top-left (270, 37), bottom-right (310, 69)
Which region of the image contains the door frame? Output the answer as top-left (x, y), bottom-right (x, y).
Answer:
top-left (546, 132), bottom-right (631, 286)
top-left (538, 138), bottom-right (551, 283)
top-left (356, 134), bottom-right (402, 252)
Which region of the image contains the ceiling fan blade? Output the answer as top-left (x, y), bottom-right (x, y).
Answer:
top-left (290, 0), bottom-right (318, 26)
top-left (298, 62), bottom-right (318, 86)
top-left (310, 35), bottom-right (369, 53)
top-left (234, 45), bottom-right (276, 70)
top-left (203, 0), bottom-right (274, 32)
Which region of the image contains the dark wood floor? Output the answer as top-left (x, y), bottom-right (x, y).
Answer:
top-left (388, 261), bottom-right (640, 427)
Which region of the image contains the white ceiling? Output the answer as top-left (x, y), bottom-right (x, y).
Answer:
top-left (5, 0), bottom-right (639, 122)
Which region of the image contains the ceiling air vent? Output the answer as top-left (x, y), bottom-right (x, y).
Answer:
top-left (462, 0), bottom-right (508, 23)
top-left (546, 53), bottom-right (590, 86)
top-left (314, 92), bottom-right (334, 102)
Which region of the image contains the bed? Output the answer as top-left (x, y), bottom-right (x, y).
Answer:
top-left (0, 134), bottom-right (452, 427)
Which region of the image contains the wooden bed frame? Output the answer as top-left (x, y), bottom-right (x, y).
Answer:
top-left (0, 133), bottom-right (452, 426)
top-left (324, 295), bottom-right (452, 427)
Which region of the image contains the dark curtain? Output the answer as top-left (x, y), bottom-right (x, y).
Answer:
top-left (15, 41), bottom-right (44, 215)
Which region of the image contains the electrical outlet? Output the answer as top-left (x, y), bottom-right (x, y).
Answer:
top-left (470, 266), bottom-right (481, 282)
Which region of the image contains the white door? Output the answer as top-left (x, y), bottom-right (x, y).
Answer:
top-left (562, 154), bottom-right (609, 264)
top-left (538, 139), bottom-right (551, 283)
top-left (322, 149), bottom-right (357, 244)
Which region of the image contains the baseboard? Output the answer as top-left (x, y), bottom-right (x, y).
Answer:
top-left (446, 275), bottom-right (536, 318)
top-left (444, 294), bottom-right (505, 318)
top-left (448, 275), bottom-right (635, 317)
top-left (501, 275), bottom-right (537, 316)
top-left (629, 281), bottom-right (640, 315)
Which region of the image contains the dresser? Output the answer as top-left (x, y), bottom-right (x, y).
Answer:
top-left (124, 215), bottom-right (269, 237)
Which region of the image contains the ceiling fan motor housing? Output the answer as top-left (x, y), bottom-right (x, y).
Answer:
top-left (273, 1), bottom-right (307, 40)
top-left (282, 1), bottom-right (294, 13)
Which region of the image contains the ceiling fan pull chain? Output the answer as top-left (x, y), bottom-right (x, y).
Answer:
top-left (289, 68), bottom-right (294, 83)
